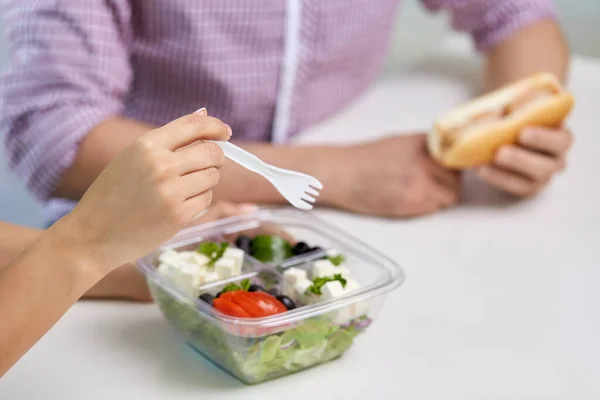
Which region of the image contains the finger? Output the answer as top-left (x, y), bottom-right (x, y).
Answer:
top-left (476, 166), bottom-right (539, 197)
top-left (149, 112), bottom-right (231, 151)
top-left (179, 167), bottom-right (220, 199)
top-left (518, 127), bottom-right (573, 156)
top-left (495, 145), bottom-right (558, 182)
top-left (174, 141), bottom-right (225, 174)
top-left (183, 190), bottom-right (214, 220)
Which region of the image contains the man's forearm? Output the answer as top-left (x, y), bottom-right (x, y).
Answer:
top-left (213, 142), bottom-right (342, 206)
top-left (485, 19), bottom-right (570, 91)
top-left (54, 117), bottom-right (155, 199)
top-left (53, 113), bottom-right (345, 206)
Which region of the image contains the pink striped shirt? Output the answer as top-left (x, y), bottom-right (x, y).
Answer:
top-left (0, 0), bottom-right (557, 221)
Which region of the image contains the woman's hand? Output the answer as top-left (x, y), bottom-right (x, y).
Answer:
top-left (0, 110), bottom-right (235, 375)
top-left (475, 126), bottom-right (573, 197)
top-left (57, 109), bottom-right (231, 271)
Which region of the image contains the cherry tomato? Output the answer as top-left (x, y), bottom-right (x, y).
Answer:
top-left (213, 297), bottom-right (251, 318)
top-left (229, 291), bottom-right (266, 317)
top-left (249, 291), bottom-right (287, 314)
top-left (213, 290), bottom-right (287, 318)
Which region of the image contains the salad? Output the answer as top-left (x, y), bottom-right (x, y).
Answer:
top-left (150, 234), bottom-right (373, 384)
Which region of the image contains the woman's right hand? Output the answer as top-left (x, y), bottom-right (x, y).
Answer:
top-left (56, 109), bottom-right (231, 270)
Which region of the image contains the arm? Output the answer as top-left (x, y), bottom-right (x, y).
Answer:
top-left (484, 19), bottom-right (569, 90)
top-left (422, 0), bottom-right (572, 197)
top-left (0, 110), bottom-right (230, 376)
top-left (480, 17), bottom-right (572, 197)
top-left (421, 0), bottom-right (565, 87)
top-left (57, 115), bottom-right (340, 206)
top-left (214, 142), bottom-right (339, 205)
top-left (0, 1), bottom-right (134, 201)
top-left (0, 2), bottom-right (340, 205)
top-left (0, 222), bottom-right (151, 301)
top-left (0, 223), bottom-right (39, 268)
top-left (0, 224), bottom-right (104, 375)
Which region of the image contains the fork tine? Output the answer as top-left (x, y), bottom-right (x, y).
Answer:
top-left (295, 199), bottom-right (314, 210)
top-left (301, 193), bottom-right (317, 203)
top-left (309, 179), bottom-right (324, 190)
top-left (305, 187), bottom-right (320, 197)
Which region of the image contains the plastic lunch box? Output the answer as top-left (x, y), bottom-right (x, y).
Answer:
top-left (137, 208), bottom-right (405, 384)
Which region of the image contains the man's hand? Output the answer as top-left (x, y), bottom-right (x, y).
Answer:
top-left (325, 134), bottom-right (461, 217)
top-left (475, 126), bottom-right (572, 197)
top-left (480, 17), bottom-right (572, 198)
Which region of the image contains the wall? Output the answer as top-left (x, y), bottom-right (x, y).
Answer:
top-left (389, 1), bottom-right (600, 69)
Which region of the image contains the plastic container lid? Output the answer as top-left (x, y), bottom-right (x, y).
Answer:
top-left (137, 208), bottom-right (406, 330)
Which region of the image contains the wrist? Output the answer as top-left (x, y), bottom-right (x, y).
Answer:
top-left (43, 215), bottom-right (115, 280)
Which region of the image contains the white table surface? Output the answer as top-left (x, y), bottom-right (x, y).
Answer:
top-left (2, 45), bottom-right (599, 399)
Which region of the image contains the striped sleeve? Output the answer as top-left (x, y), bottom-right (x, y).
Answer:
top-left (421, 0), bottom-right (558, 51)
top-left (0, 0), bottom-right (133, 200)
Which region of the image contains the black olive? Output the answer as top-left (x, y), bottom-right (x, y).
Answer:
top-left (310, 246), bottom-right (327, 259)
top-left (248, 284), bottom-right (265, 292)
top-left (267, 288), bottom-right (280, 297)
top-left (276, 295), bottom-right (296, 310)
top-left (199, 293), bottom-right (214, 305)
top-left (215, 291), bottom-right (224, 298)
top-left (235, 235), bottom-right (252, 253)
top-left (292, 241), bottom-right (311, 255)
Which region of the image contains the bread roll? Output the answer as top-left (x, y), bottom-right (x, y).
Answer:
top-left (428, 72), bottom-right (575, 169)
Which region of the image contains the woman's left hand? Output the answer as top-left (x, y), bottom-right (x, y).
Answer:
top-left (475, 126), bottom-right (573, 197)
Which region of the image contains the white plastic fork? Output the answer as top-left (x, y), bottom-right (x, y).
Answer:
top-left (210, 141), bottom-right (323, 210)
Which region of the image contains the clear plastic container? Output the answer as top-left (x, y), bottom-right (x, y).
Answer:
top-left (137, 208), bottom-right (405, 384)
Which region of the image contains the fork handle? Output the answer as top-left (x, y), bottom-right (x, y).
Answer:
top-left (209, 140), bottom-right (267, 175)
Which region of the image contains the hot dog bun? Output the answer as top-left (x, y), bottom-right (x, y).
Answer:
top-left (428, 72), bottom-right (575, 170)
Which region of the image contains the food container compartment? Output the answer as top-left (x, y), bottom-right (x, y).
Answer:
top-left (138, 208), bottom-right (405, 384)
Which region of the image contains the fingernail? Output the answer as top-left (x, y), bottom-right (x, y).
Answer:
top-left (238, 203), bottom-right (258, 212)
top-left (225, 124), bottom-right (233, 137)
top-left (194, 107), bottom-right (207, 115)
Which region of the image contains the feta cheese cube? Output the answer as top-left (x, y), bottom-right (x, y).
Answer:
top-left (321, 280), bottom-right (345, 300)
top-left (157, 262), bottom-right (175, 278)
top-left (344, 278), bottom-right (359, 292)
top-left (205, 271), bottom-right (219, 284)
top-left (283, 267), bottom-right (307, 285)
top-left (178, 251), bottom-right (211, 266)
top-left (158, 249), bottom-right (182, 268)
top-left (312, 259), bottom-right (336, 278)
top-left (177, 264), bottom-right (206, 295)
top-left (294, 278), bottom-right (314, 304)
top-left (282, 284), bottom-right (295, 299)
top-left (326, 249), bottom-right (341, 257)
top-left (215, 258), bottom-right (236, 279)
top-left (336, 266), bottom-right (351, 278)
top-left (223, 247), bottom-right (245, 274)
